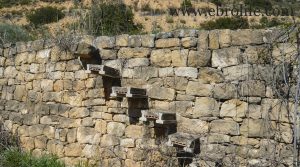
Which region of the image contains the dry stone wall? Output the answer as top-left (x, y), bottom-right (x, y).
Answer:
top-left (0, 28), bottom-right (297, 167)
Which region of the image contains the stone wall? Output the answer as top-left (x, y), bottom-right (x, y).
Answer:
top-left (0, 28), bottom-right (297, 167)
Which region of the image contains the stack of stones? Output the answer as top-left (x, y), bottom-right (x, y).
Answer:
top-left (0, 28), bottom-right (297, 166)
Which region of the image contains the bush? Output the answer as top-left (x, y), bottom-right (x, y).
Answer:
top-left (244, 0), bottom-right (272, 9)
top-left (201, 17), bottom-right (249, 30)
top-left (0, 23), bottom-right (32, 44)
top-left (0, 0), bottom-right (32, 8)
top-left (181, 0), bottom-right (192, 8)
top-left (0, 148), bottom-right (65, 167)
top-left (83, 2), bottom-right (142, 36)
top-left (211, 0), bottom-right (224, 6)
top-left (27, 6), bottom-right (65, 26)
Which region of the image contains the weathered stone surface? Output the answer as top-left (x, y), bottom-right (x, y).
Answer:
top-left (188, 50), bottom-right (211, 67)
top-left (212, 47), bottom-right (240, 68)
top-left (77, 127), bottom-right (99, 144)
top-left (64, 143), bottom-right (83, 157)
top-left (247, 104), bottom-right (262, 119)
top-left (231, 136), bottom-right (259, 146)
top-left (120, 138), bottom-right (135, 148)
top-left (198, 30), bottom-right (208, 50)
top-left (126, 58), bottom-right (149, 68)
top-left (239, 80), bottom-right (266, 97)
top-left (213, 83), bottom-right (237, 99)
top-left (220, 99), bottom-right (248, 120)
top-left (178, 116), bottom-right (209, 135)
top-left (279, 123), bottom-right (293, 144)
top-left (28, 125), bottom-right (45, 137)
top-left (198, 67), bottom-right (224, 84)
top-left (148, 86), bottom-right (175, 101)
top-left (182, 37), bottom-right (197, 48)
top-left (36, 49), bottom-right (50, 63)
top-left (116, 34), bottom-right (129, 47)
top-left (118, 48), bottom-right (150, 58)
top-left (186, 82), bottom-right (212, 96)
top-left (141, 34), bottom-right (155, 47)
top-left (99, 49), bottom-right (117, 60)
top-left (159, 67), bottom-right (174, 77)
top-left (171, 50), bottom-right (188, 67)
top-left (173, 29), bottom-right (198, 38)
top-left (231, 29), bottom-right (264, 45)
top-left (94, 36), bottom-right (115, 48)
top-left (223, 64), bottom-right (253, 81)
top-left (208, 133), bottom-right (231, 143)
top-left (107, 122), bottom-right (125, 137)
top-left (150, 49), bottom-right (172, 67)
top-left (261, 99), bottom-right (293, 123)
top-left (128, 35), bottom-right (142, 47)
top-left (133, 67), bottom-right (158, 80)
top-left (219, 29), bottom-right (231, 47)
top-left (69, 107), bottom-right (89, 118)
top-left (240, 119), bottom-right (275, 138)
top-left (210, 120), bottom-right (240, 135)
top-left (174, 67), bottom-right (197, 78)
top-left (125, 125), bottom-right (145, 139)
top-left (209, 30), bottom-right (219, 49)
top-left (188, 97), bottom-right (219, 118)
top-left (156, 38), bottom-right (180, 48)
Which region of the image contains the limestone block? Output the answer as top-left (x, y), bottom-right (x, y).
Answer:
top-left (207, 133), bottom-right (230, 143)
top-left (186, 82), bottom-right (212, 96)
top-left (94, 36), bottom-right (115, 49)
top-left (126, 58), bottom-right (149, 68)
top-left (41, 79), bottom-right (53, 92)
top-left (28, 125), bottom-right (45, 137)
top-left (77, 127), bottom-right (99, 144)
top-left (125, 125), bottom-right (145, 139)
top-left (240, 119), bottom-right (275, 138)
top-left (213, 83), bottom-right (237, 99)
top-left (31, 39), bottom-right (44, 51)
top-left (220, 99), bottom-right (248, 120)
top-left (178, 116), bottom-right (209, 135)
top-left (129, 35), bottom-right (142, 47)
top-left (141, 34), bottom-right (155, 47)
top-left (148, 86), bottom-right (175, 101)
top-left (188, 50), bottom-right (211, 67)
top-left (150, 49), bottom-right (172, 67)
top-left (219, 29), bottom-right (231, 47)
top-left (82, 145), bottom-right (100, 159)
top-left (107, 122), bottom-right (125, 137)
top-left (155, 32), bottom-right (173, 39)
top-left (210, 120), bottom-right (240, 135)
top-left (247, 104), bottom-right (262, 119)
top-left (116, 34), bottom-right (129, 47)
top-left (99, 49), bottom-right (117, 60)
top-left (34, 136), bottom-right (47, 149)
top-left (100, 135), bottom-right (120, 147)
top-left (174, 67), bottom-right (197, 78)
top-left (64, 143), bottom-right (83, 157)
top-left (231, 29), bottom-right (264, 45)
top-left (198, 30), bottom-right (209, 51)
top-left (209, 30), bottom-right (219, 49)
top-left (171, 50), bottom-right (188, 67)
top-left (231, 136), bottom-right (259, 146)
top-left (118, 48), bottom-right (150, 58)
top-left (36, 49), bottom-right (50, 63)
top-left (95, 120), bottom-right (107, 134)
top-left (239, 80), bottom-right (266, 97)
top-left (113, 115), bottom-right (129, 123)
top-left (173, 29), bottom-right (198, 38)
top-left (212, 47), bottom-right (240, 68)
top-left (67, 128), bottom-right (77, 143)
top-left (69, 107), bottom-right (89, 118)
top-left (159, 67), bottom-right (174, 77)
top-left (156, 38), bottom-right (180, 48)
top-left (182, 37), bottom-right (197, 48)
top-left (133, 66), bottom-right (158, 80)
top-left (191, 97), bottom-right (219, 117)
top-left (121, 138), bottom-right (135, 148)
top-left (223, 64), bottom-right (253, 81)
top-left (198, 67), bottom-right (224, 84)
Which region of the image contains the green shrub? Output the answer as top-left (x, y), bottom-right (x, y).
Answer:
top-left (201, 17), bottom-right (249, 30)
top-left (244, 0), bottom-right (272, 9)
top-left (181, 0), bottom-right (192, 8)
top-left (27, 6), bottom-right (65, 26)
top-left (0, 147), bottom-right (65, 167)
top-left (83, 2), bottom-right (142, 36)
top-left (211, 0), bottom-right (224, 6)
top-left (0, 23), bottom-right (32, 44)
top-left (166, 16), bottom-right (174, 23)
top-left (0, 0), bottom-right (32, 8)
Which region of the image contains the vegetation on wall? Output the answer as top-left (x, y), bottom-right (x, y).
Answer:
top-left (200, 17), bottom-right (249, 30)
top-left (83, 2), bottom-right (142, 36)
top-left (0, 23), bottom-right (32, 44)
top-left (0, 0), bottom-right (32, 8)
top-left (27, 6), bottom-right (65, 27)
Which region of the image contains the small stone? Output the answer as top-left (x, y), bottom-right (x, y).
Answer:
top-left (156, 38), bottom-right (180, 48)
top-left (150, 49), bottom-right (172, 67)
top-left (125, 125), bottom-right (145, 139)
top-left (129, 35), bottom-right (142, 47)
top-left (94, 36), bottom-right (115, 49)
top-left (126, 58), bottom-right (149, 68)
top-left (209, 30), bottom-right (219, 49)
top-left (141, 34), bottom-right (155, 47)
top-left (174, 67), bottom-right (197, 78)
top-left (116, 34), bottom-right (129, 47)
top-left (159, 67), bottom-right (174, 77)
top-left (100, 135), bottom-right (119, 147)
top-left (188, 50), bottom-right (211, 67)
top-left (121, 138), bottom-right (135, 148)
top-left (181, 37), bottom-right (197, 48)
top-left (99, 49), bottom-right (117, 60)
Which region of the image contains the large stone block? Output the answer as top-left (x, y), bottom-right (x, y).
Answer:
top-left (186, 82), bottom-right (212, 96)
top-left (118, 48), bottom-right (150, 58)
top-left (198, 30), bottom-right (208, 51)
top-left (77, 127), bottom-right (99, 144)
top-left (64, 143), bottom-right (83, 157)
top-left (94, 36), bottom-right (115, 48)
top-left (99, 49), bottom-right (117, 60)
top-left (178, 116), bottom-right (209, 135)
top-left (189, 97), bottom-right (219, 117)
top-left (240, 119), bottom-right (275, 138)
top-left (141, 34), bottom-right (155, 47)
top-left (116, 34), bottom-right (129, 47)
top-left (188, 50), bottom-right (211, 67)
top-left (107, 122), bottom-right (125, 137)
top-left (181, 37), bottom-right (197, 48)
top-left (159, 67), bottom-right (174, 77)
top-left (212, 47), bottom-right (240, 68)
top-left (128, 35), bottom-right (142, 47)
top-left (210, 120), bottom-right (240, 135)
top-left (126, 58), bottom-right (149, 68)
top-left (150, 49), bottom-right (172, 67)
top-left (171, 50), bottom-right (188, 67)
top-left (239, 80), bottom-right (266, 97)
top-left (231, 29), bottom-right (264, 45)
top-left (125, 125), bottom-right (145, 139)
top-left (148, 85), bottom-right (175, 101)
top-left (69, 107), bottom-right (89, 118)
top-left (223, 64), bottom-right (253, 81)
top-left (219, 29), bottom-right (231, 47)
top-left (174, 67), bottom-right (197, 78)
top-left (198, 67), bottom-right (224, 84)
top-left (209, 30), bottom-right (219, 49)
top-left (156, 38), bottom-right (180, 48)
top-left (213, 83), bottom-right (237, 99)
top-left (220, 99), bottom-right (248, 120)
